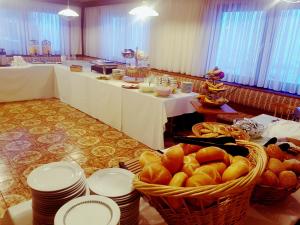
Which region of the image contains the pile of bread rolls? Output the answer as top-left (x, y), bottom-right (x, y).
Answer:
top-left (139, 144), bottom-right (252, 208)
top-left (258, 144), bottom-right (300, 189)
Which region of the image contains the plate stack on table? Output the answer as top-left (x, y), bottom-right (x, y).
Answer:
top-left (27, 161), bottom-right (87, 225)
top-left (54, 195), bottom-right (121, 225)
top-left (88, 168), bottom-right (140, 225)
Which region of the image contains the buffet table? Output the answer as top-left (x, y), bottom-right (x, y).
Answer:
top-left (4, 189), bottom-right (300, 225)
top-left (122, 88), bottom-right (197, 150)
top-left (0, 65), bottom-right (55, 102)
top-left (54, 65), bottom-right (197, 149)
top-left (2, 114), bottom-right (300, 225)
top-left (54, 66), bottom-right (123, 130)
top-left (0, 64), bottom-right (197, 149)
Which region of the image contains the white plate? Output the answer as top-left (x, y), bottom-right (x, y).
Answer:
top-left (27, 161), bottom-right (83, 192)
top-left (32, 176), bottom-right (86, 198)
top-left (54, 195), bottom-right (120, 225)
top-left (88, 168), bottom-right (134, 197)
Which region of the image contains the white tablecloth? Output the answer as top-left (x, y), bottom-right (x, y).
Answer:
top-left (54, 66), bottom-right (123, 130)
top-left (252, 114), bottom-right (300, 140)
top-left (0, 64), bottom-right (197, 149)
top-left (0, 65), bottom-right (55, 102)
top-left (122, 89), bottom-right (197, 150)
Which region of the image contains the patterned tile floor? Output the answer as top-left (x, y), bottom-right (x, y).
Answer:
top-left (0, 98), bottom-right (152, 219)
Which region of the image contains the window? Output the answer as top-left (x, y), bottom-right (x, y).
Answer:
top-left (28, 12), bottom-right (61, 55)
top-left (266, 9), bottom-right (300, 86)
top-left (0, 5), bottom-right (75, 56)
top-left (85, 4), bottom-right (150, 62)
top-left (0, 9), bottom-right (26, 55)
top-left (211, 5), bottom-right (300, 94)
top-left (215, 11), bottom-right (265, 85)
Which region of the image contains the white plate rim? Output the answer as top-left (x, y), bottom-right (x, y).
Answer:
top-left (27, 161), bottom-right (83, 192)
top-left (54, 195), bottom-right (120, 225)
top-left (87, 168), bottom-right (134, 197)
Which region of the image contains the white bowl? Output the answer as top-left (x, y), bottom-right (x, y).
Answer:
top-left (139, 83), bottom-right (156, 93)
top-left (154, 86), bottom-right (172, 97)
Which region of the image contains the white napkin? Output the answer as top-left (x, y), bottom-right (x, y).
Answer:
top-left (263, 120), bottom-right (300, 139)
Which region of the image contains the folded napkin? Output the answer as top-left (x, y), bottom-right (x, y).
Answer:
top-left (263, 120), bottom-right (300, 139)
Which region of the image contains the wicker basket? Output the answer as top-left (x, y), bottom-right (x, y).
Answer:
top-left (192, 122), bottom-right (250, 141)
top-left (133, 140), bottom-right (267, 225)
top-left (126, 67), bottom-right (150, 78)
top-left (70, 65), bottom-right (82, 72)
top-left (251, 180), bottom-right (300, 205)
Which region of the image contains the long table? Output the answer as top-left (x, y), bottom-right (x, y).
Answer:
top-left (55, 65), bottom-right (197, 149)
top-left (0, 64), bottom-right (197, 149)
top-left (0, 65), bottom-right (55, 102)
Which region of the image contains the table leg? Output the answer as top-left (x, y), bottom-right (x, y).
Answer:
top-left (204, 114), bottom-right (218, 122)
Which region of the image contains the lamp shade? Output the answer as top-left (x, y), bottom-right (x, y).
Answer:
top-left (58, 8), bottom-right (79, 17)
top-left (129, 5), bottom-right (158, 18)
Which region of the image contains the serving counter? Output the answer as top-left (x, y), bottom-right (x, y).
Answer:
top-left (0, 64), bottom-right (197, 149)
top-left (0, 65), bottom-right (55, 102)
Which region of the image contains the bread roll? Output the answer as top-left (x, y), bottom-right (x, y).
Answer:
top-left (196, 147), bottom-right (225, 164)
top-left (182, 155), bottom-right (200, 176)
top-left (167, 172), bottom-right (188, 209)
top-left (162, 145), bottom-right (184, 174)
top-left (186, 172), bottom-right (216, 187)
top-left (140, 163), bottom-right (172, 185)
top-left (283, 152), bottom-right (295, 160)
top-left (169, 172), bottom-right (188, 187)
top-left (181, 143), bottom-right (201, 155)
top-left (258, 170), bottom-right (278, 186)
top-left (279, 170), bottom-right (298, 189)
top-left (267, 158), bottom-right (285, 175)
top-left (223, 153), bottom-right (232, 166)
top-left (206, 162), bottom-right (227, 175)
top-left (183, 154), bottom-right (197, 163)
top-left (283, 159), bottom-right (300, 174)
top-left (139, 151), bottom-right (161, 167)
top-left (265, 144), bottom-right (284, 161)
top-left (222, 162), bottom-right (249, 182)
top-left (193, 166), bottom-right (221, 183)
top-left (231, 156), bottom-right (250, 166)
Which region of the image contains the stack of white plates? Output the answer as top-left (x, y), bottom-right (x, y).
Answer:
top-left (54, 195), bottom-right (121, 225)
top-left (88, 168), bottom-right (140, 225)
top-left (27, 161), bottom-right (87, 225)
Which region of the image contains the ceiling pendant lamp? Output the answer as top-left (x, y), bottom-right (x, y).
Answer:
top-left (58, 0), bottom-right (79, 17)
top-left (129, 1), bottom-right (159, 19)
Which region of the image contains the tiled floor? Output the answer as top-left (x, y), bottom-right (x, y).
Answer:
top-left (0, 98), bottom-right (152, 219)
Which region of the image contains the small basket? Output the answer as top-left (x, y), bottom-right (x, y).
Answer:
top-left (70, 65), bottom-right (82, 72)
top-left (192, 122), bottom-right (250, 141)
top-left (251, 180), bottom-right (300, 205)
top-left (133, 140), bottom-right (267, 225)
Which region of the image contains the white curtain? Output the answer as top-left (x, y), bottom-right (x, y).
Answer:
top-left (0, 1), bottom-right (82, 55)
top-left (148, 0), bottom-right (207, 76)
top-left (204, 0), bottom-right (269, 85)
top-left (203, 0), bottom-right (300, 94)
top-left (83, 0), bottom-right (300, 95)
top-left (258, 3), bottom-right (300, 94)
top-left (84, 4), bottom-right (150, 63)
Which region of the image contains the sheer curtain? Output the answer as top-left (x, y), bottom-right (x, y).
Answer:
top-left (258, 3), bottom-right (300, 94)
top-left (148, 0), bottom-right (209, 76)
top-left (84, 4), bottom-right (150, 62)
top-left (204, 0), bottom-right (268, 85)
top-left (0, 1), bottom-right (82, 55)
top-left (83, 0), bottom-right (300, 94)
top-left (205, 0), bottom-right (300, 94)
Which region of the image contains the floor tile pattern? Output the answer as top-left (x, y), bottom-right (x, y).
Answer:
top-left (0, 98), bottom-right (152, 218)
